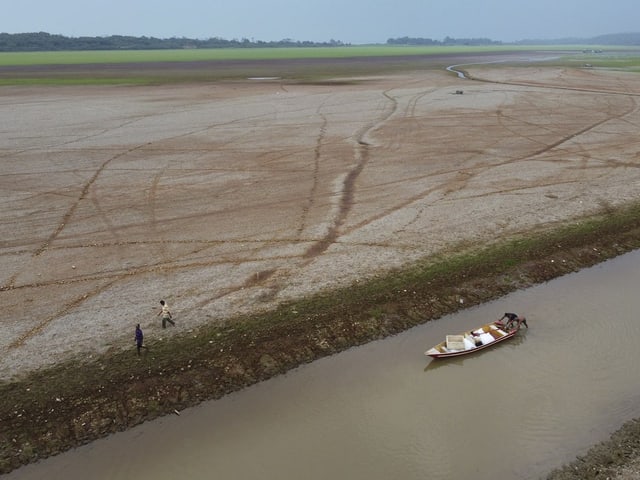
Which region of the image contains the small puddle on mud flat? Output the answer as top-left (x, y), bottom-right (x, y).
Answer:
top-left (8, 251), bottom-right (640, 480)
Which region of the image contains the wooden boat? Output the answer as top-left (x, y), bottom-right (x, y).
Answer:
top-left (425, 321), bottom-right (524, 358)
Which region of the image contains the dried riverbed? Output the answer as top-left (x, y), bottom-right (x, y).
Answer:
top-left (2, 55), bottom-right (640, 476)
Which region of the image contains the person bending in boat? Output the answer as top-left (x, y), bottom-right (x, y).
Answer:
top-left (496, 312), bottom-right (528, 331)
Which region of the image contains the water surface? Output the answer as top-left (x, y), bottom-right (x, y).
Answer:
top-left (7, 251), bottom-right (640, 480)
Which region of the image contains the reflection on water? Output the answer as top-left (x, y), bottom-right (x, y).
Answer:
top-left (6, 251), bottom-right (640, 480)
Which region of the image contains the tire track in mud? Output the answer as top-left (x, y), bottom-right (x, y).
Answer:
top-left (342, 175), bottom-right (463, 237)
top-left (192, 268), bottom-right (280, 309)
top-left (546, 96), bottom-right (640, 173)
top-left (203, 82), bottom-right (453, 304)
top-left (308, 85), bottom-right (480, 238)
top-left (2, 144), bottom-right (149, 290)
top-left (512, 96), bottom-right (638, 162)
top-left (303, 89), bottom-right (399, 258)
top-left (462, 65), bottom-right (640, 99)
top-left (494, 93), bottom-right (627, 157)
top-left (2, 103), bottom-right (282, 294)
top-left (129, 98), bottom-right (333, 302)
top-left (338, 76), bottom-right (640, 238)
top-left (406, 90), bottom-right (434, 118)
top-left (35, 144), bottom-right (148, 256)
top-left (296, 109), bottom-right (327, 238)
top-left (195, 90), bottom-right (402, 306)
top-left (382, 89), bottom-right (437, 152)
top-left (140, 167), bottom-right (225, 274)
top-left (462, 65), bottom-right (640, 164)
top-left (343, 97), bottom-right (637, 237)
top-left (348, 92), bottom-right (637, 234)
top-left (146, 166), bottom-right (171, 264)
top-left (496, 107), bottom-right (558, 148)
top-left (0, 114), bottom-right (156, 160)
top-left (88, 189), bottom-right (123, 245)
top-left (3, 249), bottom-right (301, 294)
top-left (8, 279), bottom-right (119, 349)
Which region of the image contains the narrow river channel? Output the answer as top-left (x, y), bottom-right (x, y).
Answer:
top-left (6, 251), bottom-right (640, 480)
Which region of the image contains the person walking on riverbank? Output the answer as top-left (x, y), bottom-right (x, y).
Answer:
top-left (158, 300), bottom-right (175, 328)
top-left (135, 324), bottom-right (146, 355)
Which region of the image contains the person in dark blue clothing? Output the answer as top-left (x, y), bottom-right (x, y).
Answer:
top-left (135, 324), bottom-right (146, 355)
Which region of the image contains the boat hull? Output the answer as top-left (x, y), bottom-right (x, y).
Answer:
top-left (425, 322), bottom-right (519, 358)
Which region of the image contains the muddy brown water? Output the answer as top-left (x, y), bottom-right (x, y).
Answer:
top-left (6, 251), bottom-right (640, 480)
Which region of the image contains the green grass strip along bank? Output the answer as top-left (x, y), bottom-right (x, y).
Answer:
top-left (3, 200), bottom-right (640, 474)
top-left (0, 45), bottom-right (608, 67)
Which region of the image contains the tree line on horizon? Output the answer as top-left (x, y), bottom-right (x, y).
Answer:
top-left (0, 32), bottom-right (347, 52)
top-left (0, 31), bottom-right (639, 52)
top-left (387, 36), bottom-right (502, 46)
top-left (388, 32), bottom-right (640, 46)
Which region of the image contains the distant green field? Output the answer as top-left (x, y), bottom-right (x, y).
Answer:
top-left (0, 44), bottom-right (613, 66)
top-left (1, 45), bottom-right (638, 86)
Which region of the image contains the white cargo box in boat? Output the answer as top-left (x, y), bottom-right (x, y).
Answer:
top-left (445, 335), bottom-right (465, 350)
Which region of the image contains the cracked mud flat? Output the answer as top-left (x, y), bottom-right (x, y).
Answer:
top-left (2, 65), bottom-right (640, 382)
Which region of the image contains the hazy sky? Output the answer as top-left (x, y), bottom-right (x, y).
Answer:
top-left (3, 0), bottom-right (639, 44)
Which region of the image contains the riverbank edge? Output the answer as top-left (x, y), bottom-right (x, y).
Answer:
top-left (2, 202), bottom-right (640, 475)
